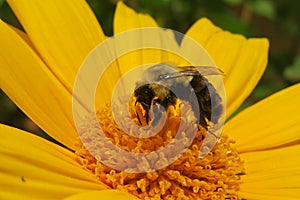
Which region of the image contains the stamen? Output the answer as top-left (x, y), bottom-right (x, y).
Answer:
top-left (75, 99), bottom-right (244, 199)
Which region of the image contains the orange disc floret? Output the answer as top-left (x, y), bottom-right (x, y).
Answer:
top-left (75, 99), bottom-right (244, 199)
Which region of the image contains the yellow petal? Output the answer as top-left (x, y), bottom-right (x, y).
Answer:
top-left (239, 193), bottom-right (300, 200)
top-left (0, 20), bottom-right (79, 149)
top-left (0, 124), bottom-right (107, 200)
top-left (64, 190), bottom-right (138, 200)
top-left (220, 37), bottom-right (269, 117)
top-left (7, 0), bottom-right (106, 92)
top-left (90, 30), bottom-right (185, 110)
top-left (113, 1), bottom-right (183, 67)
top-left (114, 1), bottom-right (158, 34)
top-left (225, 83), bottom-right (300, 152)
top-left (113, 1), bottom-right (158, 69)
top-left (9, 25), bottom-right (35, 50)
top-left (92, 2), bottom-right (189, 108)
top-left (115, 1), bottom-right (189, 62)
top-left (181, 18), bottom-right (221, 57)
top-left (183, 18), bottom-right (269, 117)
top-left (239, 144), bottom-right (300, 199)
top-left (112, 1), bottom-right (198, 69)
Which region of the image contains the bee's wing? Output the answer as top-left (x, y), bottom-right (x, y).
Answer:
top-left (159, 66), bottom-right (223, 80)
top-left (178, 66), bottom-right (224, 76)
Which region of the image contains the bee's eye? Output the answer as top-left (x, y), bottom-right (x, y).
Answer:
top-left (144, 88), bottom-right (151, 94)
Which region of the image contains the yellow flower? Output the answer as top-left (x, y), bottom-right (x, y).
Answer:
top-left (0, 1), bottom-right (299, 199)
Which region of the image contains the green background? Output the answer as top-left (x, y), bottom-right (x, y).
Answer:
top-left (0, 0), bottom-right (299, 142)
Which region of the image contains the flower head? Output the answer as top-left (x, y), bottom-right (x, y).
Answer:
top-left (0, 1), bottom-right (300, 199)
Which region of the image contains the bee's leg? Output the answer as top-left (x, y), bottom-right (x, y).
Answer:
top-left (138, 101), bottom-right (151, 125)
top-left (145, 107), bottom-right (150, 124)
top-left (148, 93), bottom-right (175, 128)
top-left (150, 102), bottom-right (163, 127)
top-left (135, 100), bottom-right (151, 126)
top-left (207, 129), bottom-right (218, 139)
top-left (134, 99), bottom-right (143, 125)
top-left (161, 93), bottom-right (177, 109)
top-left (199, 114), bottom-right (208, 130)
top-left (136, 110), bottom-right (143, 125)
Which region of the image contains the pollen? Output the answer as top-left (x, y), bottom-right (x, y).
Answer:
top-left (75, 99), bottom-right (244, 199)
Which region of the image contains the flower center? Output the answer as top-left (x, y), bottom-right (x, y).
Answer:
top-left (75, 99), bottom-right (244, 199)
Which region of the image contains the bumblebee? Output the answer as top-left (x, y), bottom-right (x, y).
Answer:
top-left (133, 63), bottom-right (224, 131)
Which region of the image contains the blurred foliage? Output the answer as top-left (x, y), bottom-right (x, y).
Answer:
top-left (0, 0), bottom-right (299, 136)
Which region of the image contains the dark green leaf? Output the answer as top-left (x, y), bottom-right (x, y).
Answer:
top-left (249, 0), bottom-right (276, 19)
top-left (0, 0), bottom-right (5, 7)
top-left (223, 0), bottom-right (244, 6)
top-left (284, 55), bottom-right (300, 82)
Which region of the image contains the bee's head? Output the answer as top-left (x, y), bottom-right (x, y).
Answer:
top-left (134, 84), bottom-right (155, 106)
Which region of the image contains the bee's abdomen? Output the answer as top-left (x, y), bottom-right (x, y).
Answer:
top-left (189, 75), bottom-right (223, 128)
